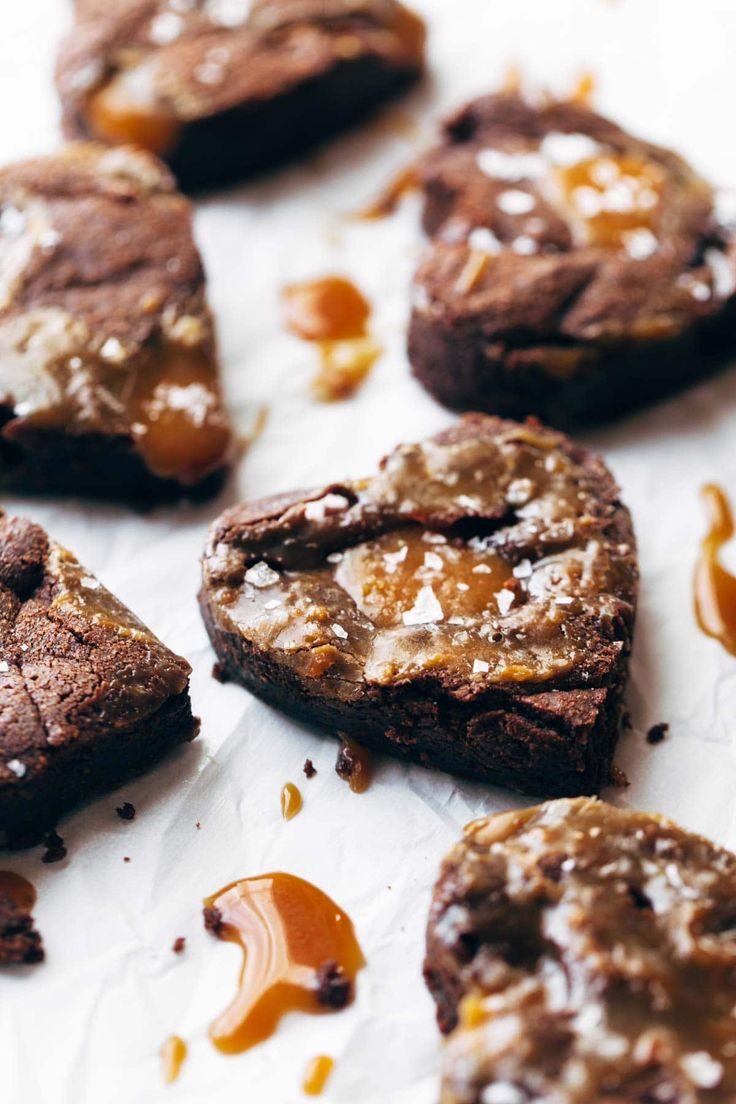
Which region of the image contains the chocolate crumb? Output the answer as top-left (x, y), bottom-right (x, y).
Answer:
top-left (172, 936), bottom-right (186, 955)
top-left (195, 821), bottom-right (201, 830)
top-left (212, 662), bottom-right (230, 684)
top-left (41, 831), bottom-right (67, 864)
top-left (123, 856), bottom-right (131, 863)
top-left (116, 801), bottom-right (136, 821)
top-left (609, 765), bottom-right (629, 788)
top-left (303, 759), bottom-right (317, 779)
top-left (0, 893), bottom-right (45, 965)
top-left (646, 722), bottom-right (669, 745)
top-left (203, 905), bottom-right (224, 935)
top-left (336, 744), bottom-right (358, 784)
top-left (315, 960), bottom-right (351, 1008)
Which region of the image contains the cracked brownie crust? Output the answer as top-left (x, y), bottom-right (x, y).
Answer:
top-left (57, 0), bottom-right (426, 192)
top-left (0, 510), bottom-right (199, 846)
top-left (0, 143), bottom-right (233, 502)
top-left (425, 798), bottom-right (736, 1104)
top-left (409, 93), bottom-right (736, 427)
top-left (200, 415), bottom-right (636, 795)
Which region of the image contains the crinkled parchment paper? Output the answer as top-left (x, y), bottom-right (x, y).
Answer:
top-left (4, 1), bottom-right (736, 1101)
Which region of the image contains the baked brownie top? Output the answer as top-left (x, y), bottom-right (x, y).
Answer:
top-left (202, 415), bottom-right (636, 696)
top-left (0, 143), bottom-right (232, 485)
top-left (0, 510), bottom-right (193, 803)
top-left (57, 0), bottom-right (425, 151)
top-left (427, 798), bottom-right (736, 1103)
top-left (414, 92), bottom-right (736, 347)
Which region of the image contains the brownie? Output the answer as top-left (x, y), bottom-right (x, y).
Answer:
top-left (0, 884), bottom-right (44, 965)
top-left (199, 415), bottom-right (637, 796)
top-left (408, 92), bottom-right (736, 428)
top-left (0, 143), bottom-right (233, 502)
top-left (425, 798), bottom-right (736, 1104)
top-left (56, 0), bottom-right (427, 192)
top-left (0, 510), bottom-right (199, 846)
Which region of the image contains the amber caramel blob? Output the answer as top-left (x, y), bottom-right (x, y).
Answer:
top-left (280, 782), bottom-right (303, 821)
top-left (555, 152), bottom-right (665, 249)
top-left (204, 872), bottom-right (365, 1054)
top-left (303, 1056), bottom-right (335, 1096)
top-left (336, 736), bottom-right (373, 794)
top-left (160, 1035), bottom-right (187, 1084)
top-left (0, 871), bottom-right (36, 911)
top-left (695, 483), bottom-right (736, 655)
top-left (356, 165), bottom-right (419, 220)
top-left (87, 65), bottom-right (180, 156)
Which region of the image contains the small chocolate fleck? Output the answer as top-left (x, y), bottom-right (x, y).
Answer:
top-left (315, 960), bottom-right (351, 1008)
top-left (303, 758), bottom-right (317, 779)
top-left (41, 831), bottom-right (67, 864)
top-left (172, 936), bottom-right (186, 955)
top-left (195, 821), bottom-right (201, 830)
top-left (203, 905), bottom-right (224, 935)
top-left (116, 801), bottom-right (136, 821)
top-left (646, 722), bottom-right (669, 745)
top-left (123, 856), bottom-right (131, 863)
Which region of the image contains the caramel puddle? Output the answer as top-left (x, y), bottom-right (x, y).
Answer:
top-left (282, 277), bottom-right (380, 401)
top-left (336, 737), bottom-right (373, 794)
top-left (0, 871), bottom-right (36, 910)
top-left (280, 782), bottom-right (303, 821)
top-left (160, 1035), bottom-right (187, 1084)
top-left (203, 873), bottom-right (365, 1054)
top-left (303, 1055), bottom-right (335, 1096)
top-left (695, 483), bottom-right (736, 655)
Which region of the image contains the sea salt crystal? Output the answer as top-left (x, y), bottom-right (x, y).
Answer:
top-left (244, 561), bottom-right (279, 588)
top-left (481, 1083), bottom-right (527, 1104)
top-left (326, 551), bottom-right (343, 564)
top-left (100, 337), bottom-right (127, 363)
top-left (206, 0), bottom-right (251, 26)
top-left (402, 586), bottom-right (443, 626)
top-left (473, 564), bottom-right (493, 574)
top-left (497, 189), bottom-right (535, 215)
top-left (541, 131), bottom-right (601, 166)
top-left (423, 551), bottom-right (443, 571)
top-left (496, 588), bottom-right (515, 616)
top-left (477, 148), bottom-right (546, 182)
top-left (383, 545), bottom-right (408, 573)
top-left (304, 494), bottom-right (349, 521)
top-left (195, 61), bottom-right (226, 85)
top-left (422, 532), bottom-right (447, 544)
top-left (8, 759), bottom-right (26, 778)
top-left (681, 1052), bottom-right (723, 1089)
top-left (150, 11), bottom-right (184, 43)
top-left (507, 478), bottom-right (533, 505)
top-left (511, 235), bottom-right (538, 255)
top-left (468, 226), bottom-right (502, 254)
top-left (473, 659), bottom-right (490, 674)
top-left (81, 576), bottom-right (100, 590)
top-left (332, 623), bottom-right (348, 639)
top-left (513, 559), bottom-right (532, 579)
top-left (0, 205), bottom-right (26, 236)
top-left (624, 228), bottom-right (659, 260)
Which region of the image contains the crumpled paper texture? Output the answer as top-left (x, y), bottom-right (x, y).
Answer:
top-left (4, 0), bottom-right (736, 1101)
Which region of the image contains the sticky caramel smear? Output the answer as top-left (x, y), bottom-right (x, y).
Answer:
top-left (570, 70), bottom-right (596, 106)
top-left (204, 873), bottom-right (365, 1054)
top-left (355, 165), bottom-right (419, 220)
top-left (282, 277), bottom-right (380, 402)
top-left (87, 64), bottom-right (180, 156)
top-left (303, 1055), bottom-right (335, 1096)
top-left (695, 484), bottom-right (736, 655)
top-left (336, 737), bottom-right (373, 794)
top-left (160, 1035), bottom-right (187, 1085)
top-left (0, 872), bottom-right (36, 911)
top-left (555, 152), bottom-right (664, 249)
top-left (281, 782), bottom-right (303, 821)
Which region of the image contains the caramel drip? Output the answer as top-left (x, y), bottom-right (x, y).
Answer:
top-left (204, 872), bottom-right (365, 1054)
top-left (280, 782), bottom-right (303, 821)
top-left (303, 1055), bottom-right (335, 1096)
top-left (337, 736), bottom-right (373, 794)
top-left (695, 484), bottom-right (736, 655)
top-left (87, 64), bottom-right (180, 156)
top-left (160, 1035), bottom-right (187, 1084)
top-left (355, 165), bottom-right (419, 220)
top-left (0, 871), bottom-right (36, 911)
top-left (570, 71), bottom-right (596, 106)
top-left (282, 277), bottom-right (380, 401)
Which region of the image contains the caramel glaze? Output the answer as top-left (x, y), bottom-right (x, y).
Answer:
top-left (160, 1035), bottom-right (187, 1084)
top-left (0, 871), bottom-right (36, 911)
top-left (303, 1055), bottom-right (335, 1096)
top-left (280, 782), bottom-right (303, 820)
top-left (695, 484), bottom-right (736, 655)
top-left (204, 873), bottom-right (365, 1054)
top-left (282, 277), bottom-right (380, 402)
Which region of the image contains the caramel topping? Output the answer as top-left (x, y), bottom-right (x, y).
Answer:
top-left (303, 1055), bottom-right (335, 1096)
top-left (356, 165), bottom-right (419, 220)
top-left (160, 1035), bottom-right (187, 1084)
top-left (282, 277), bottom-right (380, 402)
top-left (570, 71), bottom-right (596, 106)
top-left (87, 64), bottom-right (180, 156)
top-left (555, 152), bottom-right (665, 250)
top-left (128, 340), bottom-right (232, 484)
top-left (280, 782), bottom-right (303, 820)
top-left (336, 527), bottom-right (511, 629)
top-left (0, 871), bottom-right (36, 911)
top-left (204, 872), bottom-right (365, 1054)
top-left (336, 736), bottom-right (373, 794)
top-left (695, 483), bottom-right (736, 655)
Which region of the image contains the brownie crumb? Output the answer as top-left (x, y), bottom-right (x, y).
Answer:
top-left (315, 960), bottom-right (351, 1009)
top-left (647, 722), bottom-right (669, 745)
top-left (609, 766), bottom-right (629, 788)
top-left (0, 893), bottom-right (44, 965)
top-left (195, 821), bottom-right (201, 830)
top-left (303, 759), bottom-right (317, 779)
top-left (203, 905), bottom-right (224, 936)
top-left (335, 744), bottom-right (358, 784)
top-left (212, 662), bottom-right (230, 684)
top-left (116, 802), bottom-right (136, 821)
top-left (41, 831), bottom-right (67, 864)
top-left (172, 936), bottom-right (186, 955)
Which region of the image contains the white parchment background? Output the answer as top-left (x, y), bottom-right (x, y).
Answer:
top-left (3, 2), bottom-right (736, 1101)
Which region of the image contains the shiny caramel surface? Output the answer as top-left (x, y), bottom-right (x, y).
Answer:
top-left (695, 484), bottom-right (736, 655)
top-left (204, 872), bottom-right (365, 1054)
top-left (280, 782), bottom-right (303, 820)
top-left (336, 737), bottom-right (373, 794)
top-left (555, 151), bottom-right (665, 250)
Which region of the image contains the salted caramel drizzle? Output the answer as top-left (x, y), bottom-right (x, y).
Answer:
top-left (695, 483), bottom-right (736, 655)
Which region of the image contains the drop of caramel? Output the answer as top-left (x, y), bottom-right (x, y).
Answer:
top-left (695, 483), bottom-right (736, 655)
top-left (280, 782), bottom-right (303, 821)
top-left (0, 871), bottom-right (36, 911)
top-left (87, 63), bottom-right (180, 156)
top-left (303, 1055), bottom-right (335, 1096)
top-left (355, 165), bottom-right (419, 220)
top-left (203, 872), bottom-right (365, 1054)
top-left (336, 736), bottom-right (373, 794)
top-left (160, 1035), bottom-right (187, 1084)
